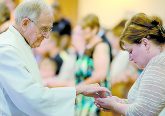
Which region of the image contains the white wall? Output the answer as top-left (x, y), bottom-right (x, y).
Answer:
top-left (78, 0), bottom-right (165, 28)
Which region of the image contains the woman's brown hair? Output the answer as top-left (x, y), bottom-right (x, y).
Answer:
top-left (120, 13), bottom-right (165, 50)
top-left (79, 14), bottom-right (100, 30)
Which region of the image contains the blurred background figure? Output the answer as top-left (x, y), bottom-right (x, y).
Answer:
top-left (0, 1), bottom-right (10, 24)
top-left (105, 19), bottom-right (139, 116)
top-left (35, 1), bottom-right (76, 88)
top-left (73, 14), bottom-right (111, 116)
top-left (108, 19), bottom-right (138, 95)
top-left (35, 26), bottom-right (76, 88)
top-left (39, 57), bottom-right (57, 86)
top-left (0, 0), bottom-right (18, 33)
top-left (39, 56), bottom-right (74, 87)
top-left (51, 0), bottom-right (72, 37)
top-left (50, 0), bottom-right (73, 75)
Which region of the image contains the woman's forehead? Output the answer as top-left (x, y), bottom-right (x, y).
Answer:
top-left (123, 42), bottom-right (134, 50)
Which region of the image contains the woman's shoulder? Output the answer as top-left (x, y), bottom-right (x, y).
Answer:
top-left (150, 51), bottom-right (165, 65)
top-left (94, 41), bottom-right (109, 50)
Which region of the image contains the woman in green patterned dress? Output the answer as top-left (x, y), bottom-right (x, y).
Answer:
top-left (73, 14), bottom-right (112, 116)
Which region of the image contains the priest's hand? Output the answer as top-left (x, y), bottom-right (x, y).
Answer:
top-left (76, 83), bottom-right (111, 98)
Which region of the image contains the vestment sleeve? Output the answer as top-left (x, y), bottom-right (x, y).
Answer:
top-left (0, 45), bottom-right (76, 116)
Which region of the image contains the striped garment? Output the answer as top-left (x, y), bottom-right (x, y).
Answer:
top-left (126, 51), bottom-right (165, 116)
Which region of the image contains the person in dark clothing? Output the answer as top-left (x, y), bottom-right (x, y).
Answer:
top-left (51, 1), bottom-right (72, 75)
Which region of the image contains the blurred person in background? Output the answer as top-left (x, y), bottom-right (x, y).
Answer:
top-left (105, 19), bottom-right (138, 116)
top-left (51, 0), bottom-right (71, 37)
top-left (0, 0), bottom-right (18, 33)
top-left (39, 32), bottom-right (76, 88)
top-left (95, 13), bottom-right (165, 116)
top-left (50, 0), bottom-right (73, 75)
top-left (73, 14), bottom-right (111, 116)
top-left (0, 0), bottom-right (10, 32)
top-left (0, 0), bottom-right (110, 115)
top-left (39, 57), bottom-right (57, 86)
top-left (107, 19), bottom-right (138, 96)
top-left (35, 1), bottom-right (76, 88)
top-left (39, 56), bottom-right (74, 87)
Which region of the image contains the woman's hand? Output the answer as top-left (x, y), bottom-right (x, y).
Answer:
top-left (95, 96), bottom-right (128, 115)
top-left (94, 96), bottom-right (120, 111)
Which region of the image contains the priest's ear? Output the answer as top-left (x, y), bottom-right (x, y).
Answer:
top-left (20, 18), bottom-right (32, 32)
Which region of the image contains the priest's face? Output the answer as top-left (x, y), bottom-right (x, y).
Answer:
top-left (23, 11), bottom-right (53, 48)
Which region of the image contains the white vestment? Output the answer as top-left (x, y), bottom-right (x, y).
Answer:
top-left (0, 26), bottom-right (76, 116)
